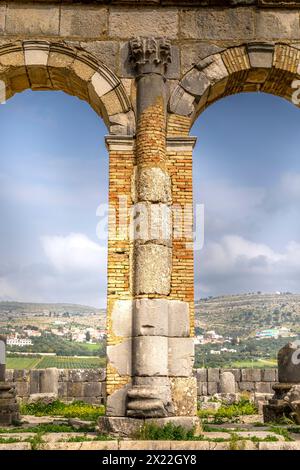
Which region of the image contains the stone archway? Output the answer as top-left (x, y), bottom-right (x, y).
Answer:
top-left (168, 42), bottom-right (300, 136)
top-left (0, 40), bottom-right (135, 136)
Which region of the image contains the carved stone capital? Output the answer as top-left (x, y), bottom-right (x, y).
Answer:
top-left (129, 37), bottom-right (172, 75)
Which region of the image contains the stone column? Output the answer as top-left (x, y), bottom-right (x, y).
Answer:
top-left (126, 37), bottom-right (199, 430)
top-left (0, 335), bottom-right (20, 426)
top-left (99, 37), bottom-right (199, 436)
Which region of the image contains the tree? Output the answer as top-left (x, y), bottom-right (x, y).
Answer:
top-left (85, 331), bottom-right (91, 342)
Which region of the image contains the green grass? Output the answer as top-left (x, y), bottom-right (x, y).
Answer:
top-left (0, 424), bottom-right (82, 434)
top-left (230, 359), bottom-right (277, 368)
top-left (7, 355), bottom-right (105, 369)
top-left (20, 400), bottom-right (105, 422)
top-left (136, 423), bottom-right (195, 441)
top-left (268, 425), bottom-right (294, 441)
top-left (0, 437), bottom-right (22, 444)
top-left (78, 343), bottom-right (100, 351)
top-left (198, 399), bottom-right (258, 424)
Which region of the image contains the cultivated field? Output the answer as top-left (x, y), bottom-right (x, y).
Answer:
top-left (7, 355), bottom-right (105, 369)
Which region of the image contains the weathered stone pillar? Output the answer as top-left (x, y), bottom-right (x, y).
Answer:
top-left (100, 37), bottom-right (199, 436)
top-left (126, 37), bottom-right (199, 430)
top-left (0, 335), bottom-right (20, 426)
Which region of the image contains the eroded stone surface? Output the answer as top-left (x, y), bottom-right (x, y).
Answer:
top-left (133, 336), bottom-right (168, 377)
top-left (134, 244), bottom-right (172, 295)
top-left (168, 338), bottom-right (194, 377)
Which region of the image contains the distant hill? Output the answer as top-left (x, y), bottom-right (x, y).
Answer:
top-left (0, 301), bottom-right (104, 317)
top-left (195, 292), bottom-right (300, 339)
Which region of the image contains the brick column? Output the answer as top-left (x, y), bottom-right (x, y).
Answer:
top-left (105, 136), bottom-right (135, 417)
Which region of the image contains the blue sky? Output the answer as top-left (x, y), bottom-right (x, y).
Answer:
top-left (1, 90), bottom-right (300, 307)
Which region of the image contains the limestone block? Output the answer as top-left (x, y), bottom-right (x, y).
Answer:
top-left (40, 368), bottom-right (59, 394)
top-left (107, 340), bottom-right (132, 376)
top-left (169, 86), bottom-right (195, 116)
top-left (255, 382), bottom-right (273, 394)
top-left (170, 377), bottom-right (197, 416)
top-left (168, 301), bottom-right (190, 337)
top-left (207, 368), bottom-right (220, 382)
top-left (81, 41), bottom-right (119, 73)
top-left (15, 381), bottom-right (29, 398)
top-left (223, 368), bottom-right (242, 382)
top-left (101, 87), bottom-right (126, 116)
top-left (133, 298), bottom-right (168, 337)
top-left (256, 10), bottom-right (300, 40)
top-left (207, 382), bottom-right (218, 395)
top-left (106, 383), bottom-right (132, 417)
top-left (109, 110), bottom-right (135, 135)
top-left (181, 68), bottom-right (210, 97)
top-left (195, 368), bottom-right (208, 383)
top-left (199, 382), bottom-right (208, 396)
top-left (58, 382), bottom-right (67, 398)
top-left (67, 382), bottom-right (83, 398)
top-left (109, 8), bottom-right (178, 40)
top-left (82, 382), bottom-right (102, 398)
top-left (198, 54), bottom-right (228, 85)
top-left (79, 368), bottom-right (105, 383)
top-left (89, 70), bottom-right (116, 99)
top-left (6, 4), bottom-right (60, 36)
top-left (24, 47), bottom-right (49, 67)
top-left (247, 44), bottom-right (274, 68)
top-left (29, 370), bottom-right (41, 394)
top-left (111, 299), bottom-right (133, 338)
top-left (133, 336), bottom-right (168, 377)
top-left (131, 203), bottom-right (172, 246)
top-left (261, 368), bottom-right (277, 382)
top-left (137, 167), bottom-right (172, 204)
top-left (134, 244), bottom-right (172, 296)
top-left (241, 368), bottom-right (261, 382)
top-left (60, 6), bottom-right (107, 39)
top-left (0, 443), bottom-right (31, 450)
top-left (168, 338), bottom-right (194, 377)
top-left (180, 42), bottom-right (225, 75)
top-left (238, 381), bottom-right (255, 392)
top-left (68, 370), bottom-right (85, 382)
top-left (13, 369), bottom-right (29, 382)
top-left (27, 393), bottom-right (57, 405)
top-left (219, 372), bottom-right (236, 393)
top-left (180, 8), bottom-right (254, 40)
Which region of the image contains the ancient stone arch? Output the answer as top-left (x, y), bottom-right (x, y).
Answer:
top-left (168, 42), bottom-right (300, 136)
top-left (1, 0), bottom-right (300, 435)
top-left (0, 40), bottom-right (135, 135)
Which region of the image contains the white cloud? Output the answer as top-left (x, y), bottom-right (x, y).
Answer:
top-left (0, 233), bottom-right (107, 307)
top-left (42, 233), bottom-right (105, 273)
top-left (196, 235), bottom-right (300, 297)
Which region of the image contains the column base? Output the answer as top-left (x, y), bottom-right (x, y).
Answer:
top-left (97, 416), bottom-right (202, 438)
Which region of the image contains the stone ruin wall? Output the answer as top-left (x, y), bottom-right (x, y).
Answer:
top-left (5, 367), bottom-right (278, 405)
